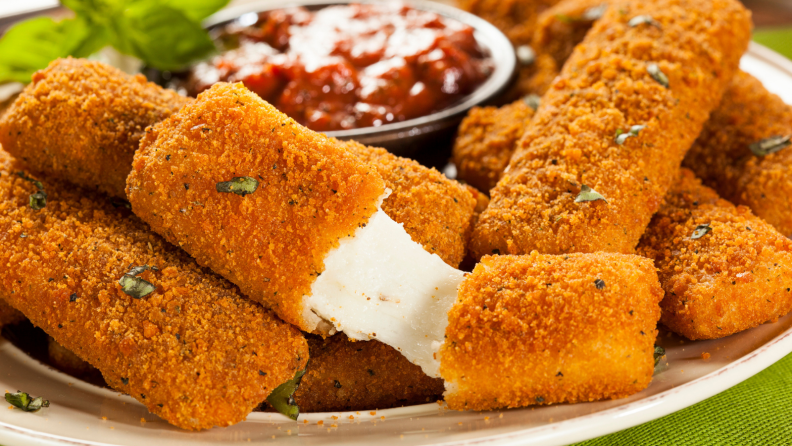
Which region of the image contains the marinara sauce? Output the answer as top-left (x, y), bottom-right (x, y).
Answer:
top-left (185, 2), bottom-right (493, 131)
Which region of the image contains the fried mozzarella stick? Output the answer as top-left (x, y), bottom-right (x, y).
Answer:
top-left (637, 169), bottom-right (792, 340)
top-left (440, 252), bottom-right (662, 409)
top-left (0, 150), bottom-right (308, 430)
top-left (683, 71), bottom-right (792, 237)
top-left (0, 298), bottom-right (24, 328)
top-left (127, 82), bottom-right (465, 377)
top-left (471, 0), bottom-right (752, 257)
top-left (0, 58), bottom-right (190, 198)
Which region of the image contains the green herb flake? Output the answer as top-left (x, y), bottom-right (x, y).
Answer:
top-left (118, 265), bottom-right (156, 299)
top-left (5, 391), bottom-right (50, 412)
top-left (749, 135), bottom-right (791, 157)
top-left (516, 45), bottom-right (535, 66)
top-left (582, 4), bottom-right (608, 21)
top-left (615, 124), bottom-right (646, 145)
top-left (691, 223), bottom-right (712, 240)
top-left (216, 176), bottom-right (259, 196)
top-left (647, 63), bottom-right (669, 88)
top-left (575, 185), bottom-right (607, 203)
top-left (266, 368), bottom-right (307, 421)
top-left (16, 172), bottom-right (47, 210)
top-left (628, 15), bottom-right (661, 28)
top-left (654, 345), bottom-right (666, 367)
top-left (522, 94), bottom-right (541, 111)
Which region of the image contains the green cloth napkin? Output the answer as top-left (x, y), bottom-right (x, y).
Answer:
top-left (575, 32), bottom-right (792, 446)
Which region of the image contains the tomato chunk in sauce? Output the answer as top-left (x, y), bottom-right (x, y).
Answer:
top-left (184, 2), bottom-right (493, 131)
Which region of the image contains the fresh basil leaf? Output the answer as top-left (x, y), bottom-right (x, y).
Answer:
top-left (266, 368), bottom-right (307, 421)
top-left (0, 16), bottom-right (107, 83)
top-left (161, 0), bottom-right (230, 22)
top-left (111, 3), bottom-right (216, 71)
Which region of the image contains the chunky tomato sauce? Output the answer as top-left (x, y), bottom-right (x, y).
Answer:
top-left (185, 3), bottom-right (493, 131)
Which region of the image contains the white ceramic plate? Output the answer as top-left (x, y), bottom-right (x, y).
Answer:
top-left (2, 43), bottom-right (792, 446)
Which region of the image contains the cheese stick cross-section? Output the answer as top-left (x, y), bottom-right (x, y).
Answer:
top-left (127, 82), bottom-right (466, 377)
top-left (0, 150), bottom-right (308, 430)
top-left (471, 0), bottom-right (752, 257)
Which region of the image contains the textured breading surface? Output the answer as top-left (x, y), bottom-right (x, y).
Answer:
top-left (340, 139), bottom-right (476, 268)
top-left (441, 252), bottom-right (662, 410)
top-left (637, 169), bottom-right (792, 340)
top-left (532, 0), bottom-right (609, 68)
top-left (0, 297), bottom-right (24, 328)
top-left (127, 82), bottom-right (385, 332)
top-left (0, 150), bottom-right (308, 430)
top-left (0, 58), bottom-right (189, 198)
top-left (452, 100), bottom-right (536, 193)
top-left (683, 71), bottom-right (792, 237)
top-left (459, 0), bottom-right (560, 46)
top-left (295, 334), bottom-right (445, 412)
top-left (471, 0), bottom-right (752, 258)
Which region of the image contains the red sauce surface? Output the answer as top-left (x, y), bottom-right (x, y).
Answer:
top-left (185, 2), bottom-right (493, 131)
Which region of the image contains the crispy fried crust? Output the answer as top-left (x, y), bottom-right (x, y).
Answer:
top-left (452, 101), bottom-right (536, 192)
top-left (532, 0), bottom-right (609, 68)
top-left (127, 82), bottom-right (386, 331)
top-left (682, 71), bottom-right (792, 237)
top-left (471, 0), bottom-right (752, 258)
top-left (441, 252), bottom-right (662, 410)
top-left (0, 150), bottom-right (308, 430)
top-left (637, 169), bottom-right (792, 340)
top-left (295, 335), bottom-right (445, 412)
top-left (0, 298), bottom-right (24, 328)
top-left (339, 139), bottom-right (476, 268)
top-left (459, 0), bottom-right (560, 46)
top-left (0, 58), bottom-right (190, 198)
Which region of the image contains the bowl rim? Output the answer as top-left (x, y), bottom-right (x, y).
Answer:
top-left (202, 0), bottom-right (517, 141)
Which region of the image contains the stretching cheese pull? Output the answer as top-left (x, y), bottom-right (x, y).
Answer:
top-left (471, 0), bottom-right (752, 257)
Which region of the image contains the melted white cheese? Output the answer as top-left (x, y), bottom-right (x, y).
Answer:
top-left (305, 208), bottom-right (465, 378)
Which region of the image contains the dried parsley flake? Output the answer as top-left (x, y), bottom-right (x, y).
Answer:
top-left (5, 391), bottom-right (49, 412)
top-left (523, 94), bottom-right (541, 111)
top-left (516, 45), bottom-right (535, 66)
top-left (16, 172), bottom-right (47, 210)
top-left (575, 185), bottom-right (607, 203)
top-left (647, 63), bottom-right (669, 88)
top-left (118, 265), bottom-right (156, 299)
top-left (691, 223), bottom-right (712, 240)
top-left (615, 124), bottom-right (646, 145)
top-left (628, 15), bottom-right (661, 28)
top-left (654, 345), bottom-right (666, 367)
top-left (216, 176), bottom-right (259, 196)
top-left (749, 135), bottom-right (790, 157)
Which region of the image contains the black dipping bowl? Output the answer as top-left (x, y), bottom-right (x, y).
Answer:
top-left (200, 0), bottom-right (517, 159)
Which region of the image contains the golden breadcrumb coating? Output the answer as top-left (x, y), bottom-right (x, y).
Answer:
top-left (637, 169), bottom-right (792, 340)
top-left (452, 100), bottom-right (536, 192)
top-left (0, 58), bottom-right (190, 198)
top-left (471, 0), bottom-right (752, 258)
top-left (0, 150), bottom-right (308, 430)
top-left (295, 334), bottom-right (445, 412)
top-left (0, 297), bottom-right (24, 328)
top-left (459, 0), bottom-right (560, 46)
top-left (339, 139), bottom-right (476, 268)
top-left (511, 52), bottom-right (561, 99)
top-left (441, 252), bottom-right (662, 410)
top-left (127, 82), bottom-right (386, 332)
top-left (683, 70), bottom-right (792, 237)
top-left (533, 0), bottom-right (610, 68)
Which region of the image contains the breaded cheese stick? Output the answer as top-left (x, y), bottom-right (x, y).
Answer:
top-left (294, 334), bottom-right (444, 412)
top-left (470, 0), bottom-right (752, 257)
top-left (339, 140), bottom-right (477, 268)
top-left (682, 70), bottom-right (792, 237)
top-left (452, 98), bottom-right (537, 192)
top-left (440, 252), bottom-right (662, 410)
top-left (127, 82), bottom-right (465, 377)
top-left (0, 58), bottom-right (190, 198)
top-left (0, 298), bottom-right (24, 328)
top-left (0, 150), bottom-right (308, 430)
top-left (532, 0), bottom-right (611, 68)
top-left (637, 169), bottom-right (792, 340)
